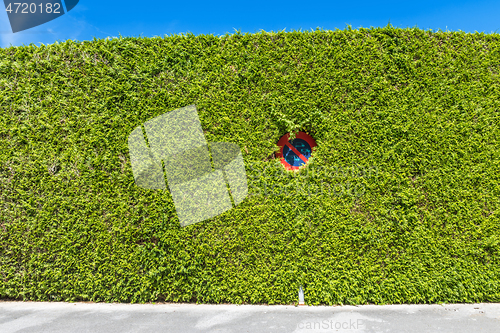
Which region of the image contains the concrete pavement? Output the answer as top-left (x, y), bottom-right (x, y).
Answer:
top-left (0, 301), bottom-right (499, 332)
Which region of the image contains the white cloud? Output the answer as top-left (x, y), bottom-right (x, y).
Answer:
top-left (0, 11), bottom-right (57, 48)
top-left (0, 6), bottom-right (106, 48)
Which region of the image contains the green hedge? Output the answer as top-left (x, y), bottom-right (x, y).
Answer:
top-left (1, 24), bottom-right (499, 305)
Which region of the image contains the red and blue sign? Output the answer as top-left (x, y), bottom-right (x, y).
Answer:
top-left (277, 132), bottom-right (317, 171)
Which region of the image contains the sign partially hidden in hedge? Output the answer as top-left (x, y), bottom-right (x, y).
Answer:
top-left (277, 131), bottom-right (317, 171)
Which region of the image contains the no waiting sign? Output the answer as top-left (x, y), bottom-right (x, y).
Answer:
top-left (276, 132), bottom-right (317, 171)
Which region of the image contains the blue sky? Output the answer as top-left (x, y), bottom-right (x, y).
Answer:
top-left (1, 0), bottom-right (500, 48)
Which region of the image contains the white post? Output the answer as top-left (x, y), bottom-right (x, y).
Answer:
top-left (298, 285), bottom-right (305, 305)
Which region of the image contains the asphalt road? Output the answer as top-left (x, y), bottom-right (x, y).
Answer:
top-left (1, 301), bottom-right (499, 333)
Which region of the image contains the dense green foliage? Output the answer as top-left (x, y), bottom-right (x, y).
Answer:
top-left (1, 24), bottom-right (499, 305)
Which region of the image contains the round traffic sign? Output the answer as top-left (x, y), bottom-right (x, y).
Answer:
top-left (276, 132), bottom-right (317, 171)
